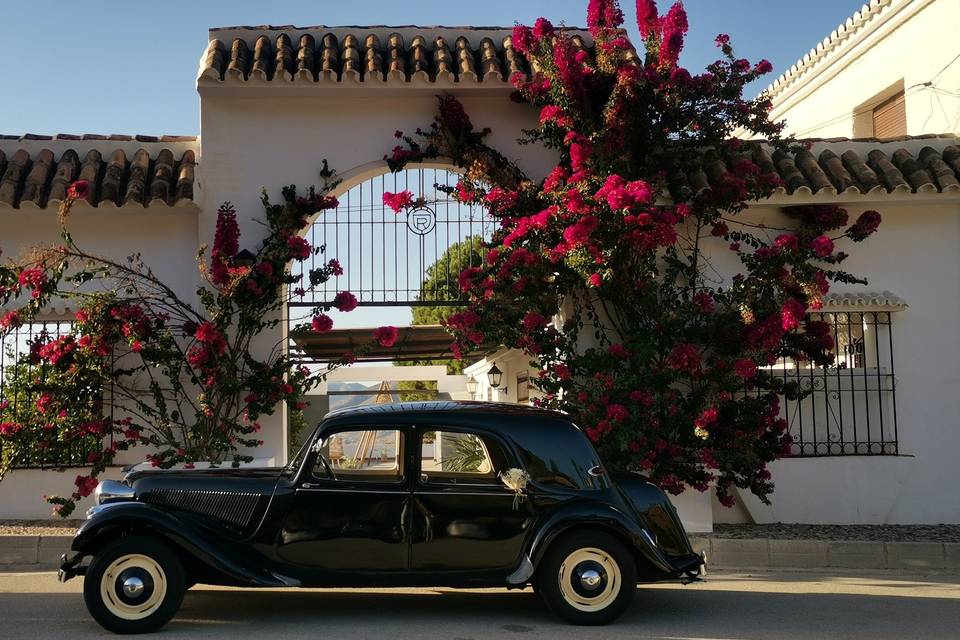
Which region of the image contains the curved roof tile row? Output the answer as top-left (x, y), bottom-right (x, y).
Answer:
top-left (764, 0), bottom-right (894, 100)
top-left (684, 143), bottom-right (960, 197)
top-left (0, 148), bottom-right (197, 209)
top-left (199, 31), bottom-right (598, 84)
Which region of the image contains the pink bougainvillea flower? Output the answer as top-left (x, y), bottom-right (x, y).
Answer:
top-left (780, 298), bottom-right (807, 331)
top-left (311, 314), bottom-right (334, 333)
top-left (327, 258), bottom-right (344, 276)
top-left (773, 234), bottom-right (800, 251)
top-left (848, 210), bottom-right (882, 241)
top-left (511, 24), bottom-right (534, 54)
top-left (608, 343), bottom-right (630, 358)
top-left (635, 0), bottom-right (660, 38)
top-left (734, 358), bottom-right (757, 380)
top-left (286, 235), bottom-right (312, 261)
top-left (373, 325), bottom-right (400, 348)
top-left (562, 216), bottom-right (600, 247)
top-left (811, 235), bottom-right (834, 257)
top-left (658, 2), bottom-right (688, 69)
top-left (210, 202), bottom-right (240, 286)
top-left (587, 0), bottom-right (625, 36)
top-left (693, 292), bottom-right (715, 314)
top-left (754, 59), bottom-right (773, 74)
top-left (332, 291), bottom-right (359, 312)
top-left (522, 312), bottom-right (548, 332)
top-left (66, 179), bottom-right (91, 201)
top-left (667, 343), bottom-right (701, 373)
top-left (607, 404), bottom-right (630, 421)
top-left (552, 363), bottom-right (572, 381)
top-left (0, 311), bottom-right (20, 330)
top-left (383, 190), bottom-right (415, 213)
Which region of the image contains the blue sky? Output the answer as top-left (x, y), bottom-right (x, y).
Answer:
top-left (1, 0), bottom-right (866, 136)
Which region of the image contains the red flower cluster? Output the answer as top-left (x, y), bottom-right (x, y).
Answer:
top-left (66, 180), bottom-right (91, 201)
top-left (380, 0), bottom-right (881, 507)
top-left (373, 325), bottom-right (400, 348)
top-left (210, 202), bottom-right (240, 287)
top-left (311, 314), bottom-right (334, 333)
top-left (333, 291), bottom-right (358, 312)
top-left (286, 236), bottom-right (312, 261)
top-left (383, 190), bottom-right (415, 213)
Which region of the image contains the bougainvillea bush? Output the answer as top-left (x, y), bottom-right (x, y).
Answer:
top-left (385, 0), bottom-right (881, 505)
top-left (0, 167), bottom-right (380, 516)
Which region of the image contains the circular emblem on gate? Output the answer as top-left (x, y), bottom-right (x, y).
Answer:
top-left (406, 206), bottom-right (437, 236)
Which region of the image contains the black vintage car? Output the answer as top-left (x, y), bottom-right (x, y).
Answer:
top-left (59, 401), bottom-right (705, 633)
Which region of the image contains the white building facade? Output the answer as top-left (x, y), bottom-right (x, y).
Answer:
top-left (0, 17), bottom-right (958, 528)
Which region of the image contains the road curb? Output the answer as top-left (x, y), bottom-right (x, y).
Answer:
top-left (1, 535), bottom-right (958, 572)
top-left (691, 536), bottom-right (960, 570)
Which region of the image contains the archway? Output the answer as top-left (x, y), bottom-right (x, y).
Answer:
top-left (285, 165), bottom-right (495, 445)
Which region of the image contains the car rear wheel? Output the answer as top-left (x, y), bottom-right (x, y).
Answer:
top-left (537, 531), bottom-right (637, 625)
top-left (83, 536), bottom-right (185, 634)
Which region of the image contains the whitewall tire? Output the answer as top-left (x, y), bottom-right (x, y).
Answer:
top-left (83, 536), bottom-right (185, 634)
top-left (537, 531), bottom-right (637, 625)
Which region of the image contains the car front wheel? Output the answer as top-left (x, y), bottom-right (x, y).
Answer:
top-left (537, 531), bottom-right (637, 625)
top-left (82, 536), bottom-right (185, 634)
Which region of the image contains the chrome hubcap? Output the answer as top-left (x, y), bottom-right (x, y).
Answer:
top-left (580, 568), bottom-right (603, 590)
top-left (122, 576), bottom-right (145, 598)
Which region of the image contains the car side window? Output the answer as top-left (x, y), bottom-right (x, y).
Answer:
top-left (313, 429), bottom-right (403, 482)
top-left (419, 430), bottom-right (509, 486)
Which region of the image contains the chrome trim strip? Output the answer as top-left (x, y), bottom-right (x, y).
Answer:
top-left (415, 491), bottom-right (514, 497)
top-left (295, 487), bottom-right (410, 495)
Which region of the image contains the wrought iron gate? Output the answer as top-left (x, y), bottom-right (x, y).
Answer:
top-left (289, 168), bottom-right (495, 310)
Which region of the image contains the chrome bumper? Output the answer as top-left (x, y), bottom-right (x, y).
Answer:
top-left (57, 552), bottom-right (85, 583)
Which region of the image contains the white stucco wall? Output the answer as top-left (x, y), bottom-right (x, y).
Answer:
top-left (2, 22), bottom-right (960, 523)
top-left (197, 88), bottom-right (556, 464)
top-left (731, 197), bottom-right (960, 524)
top-left (766, 0), bottom-right (960, 138)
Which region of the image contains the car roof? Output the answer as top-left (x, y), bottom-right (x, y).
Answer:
top-left (321, 400), bottom-right (578, 437)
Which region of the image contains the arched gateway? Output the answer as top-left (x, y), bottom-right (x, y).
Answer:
top-left (192, 24), bottom-right (565, 457)
top-left (287, 166), bottom-right (495, 363)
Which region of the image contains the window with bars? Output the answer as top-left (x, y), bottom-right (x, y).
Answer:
top-left (0, 320), bottom-right (108, 469)
top-left (766, 310), bottom-right (899, 457)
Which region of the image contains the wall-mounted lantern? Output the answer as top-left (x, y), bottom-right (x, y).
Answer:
top-left (487, 363), bottom-right (504, 390)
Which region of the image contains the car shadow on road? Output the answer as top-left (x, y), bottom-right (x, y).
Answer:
top-left (169, 583), bottom-right (960, 639)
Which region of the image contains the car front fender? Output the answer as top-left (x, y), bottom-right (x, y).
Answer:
top-left (69, 502), bottom-right (296, 587)
top-left (507, 500), bottom-right (676, 584)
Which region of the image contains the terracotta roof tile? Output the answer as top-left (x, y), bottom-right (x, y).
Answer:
top-left (0, 146), bottom-right (197, 209)
top-left (681, 138), bottom-right (960, 199)
top-left (198, 26), bottom-right (593, 86)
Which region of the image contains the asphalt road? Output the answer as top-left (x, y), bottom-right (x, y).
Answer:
top-left (1, 570), bottom-right (958, 639)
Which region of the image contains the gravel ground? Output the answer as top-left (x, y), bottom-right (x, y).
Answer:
top-left (0, 520), bottom-right (82, 536)
top-left (2, 520), bottom-right (959, 542)
top-left (710, 523), bottom-right (960, 542)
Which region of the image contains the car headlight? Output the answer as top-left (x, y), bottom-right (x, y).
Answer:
top-left (93, 479), bottom-right (135, 505)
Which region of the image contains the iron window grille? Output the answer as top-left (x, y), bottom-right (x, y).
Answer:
top-left (769, 310), bottom-right (899, 457)
top-left (0, 320), bottom-right (111, 469)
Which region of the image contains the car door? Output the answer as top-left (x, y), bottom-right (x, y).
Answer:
top-left (276, 426), bottom-right (411, 573)
top-left (410, 426), bottom-right (532, 573)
